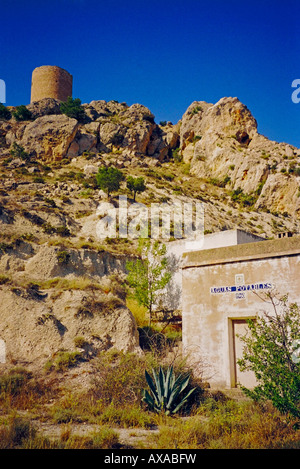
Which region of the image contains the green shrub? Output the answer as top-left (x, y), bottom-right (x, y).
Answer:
top-left (99, 402), bottom-right (155, 428)
top-left (150, 400), bottom-right (300, 449)
top-left (193, 135), bottom-right (202, 142)
top-left (52, 351), bottom-right (82, 371)
top-left (0, 103), bottom-right (11, 120)
top-left (190, 105), bottom-right (203, 115)
top-left (74, 336), bottom-right (87, 348)
top-left (60, 97), bottom-right (86, 122)
top-left (171, 148), bottom-right (182, 163)
top-left (12, 105), bottom-right (32, 121)
top-left (56, 225), bottom-right (71, 237)
top-left (52, 407), bottom-right (80, 423)
top-left (33, 176), bottom-right (45, 183)
top-left (256, 181), bottom-right (266, 195)
top-left (230, 187), bottom-right (256, 207)
top-left (56, 250), bottom-right (70, 264)
top-left (208, 176), bottom-right (230, 188)
top-left (0, 417), bottom-right (35, 449)
top-left (42, 223), bottom-right (70, 237)
top-left (0, 241), bottom-right (13, 253)
top-left (88, 427), bottom-right (119, 449)
top-left (0, 274), bottom-right (10, 285)
top-left (42, 222), bottom-right (56, 234)
top-left (91, 351), bottom-right (150, 406)
top-left (237, 293), bottom-right (300, 420)
top-left (0, 371), bottom-right (27, 395)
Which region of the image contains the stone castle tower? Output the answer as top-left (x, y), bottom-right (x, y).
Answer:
top-left (30, 65), bottom-right (73, 103)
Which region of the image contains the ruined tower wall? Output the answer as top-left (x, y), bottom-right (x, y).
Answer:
top-left (30, 66), bottom-right (73, 103)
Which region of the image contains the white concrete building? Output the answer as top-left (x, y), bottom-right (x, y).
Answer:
top-left (181, 233), bottom-right (300, 389)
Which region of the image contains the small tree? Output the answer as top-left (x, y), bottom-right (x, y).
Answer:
top-left (126, 239), bottom-right (172, 326)
top-left (96, 166), bottom-right (124, 198)
top-left (126, 176), bottom-right (146, 201)
top-left (60, 97), bottom-right (86, 122)
top-left (237, 292), bottom-right (300, 419)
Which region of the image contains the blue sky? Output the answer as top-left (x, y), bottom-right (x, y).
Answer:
top-left (1, 0), bottom-right (299, 147)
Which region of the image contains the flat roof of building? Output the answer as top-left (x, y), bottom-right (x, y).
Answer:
top-left (182, 234), bottom-right (300, 269)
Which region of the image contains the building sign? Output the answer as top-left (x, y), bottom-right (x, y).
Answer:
top-left (210, 282), bottom-right (273, 294)
top-left (210, 273), bottom-right (273, 300)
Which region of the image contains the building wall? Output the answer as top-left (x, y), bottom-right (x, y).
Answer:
top-left (181, 236), bottom-right (300, 389)
top-left (31, 66), bottom-right (73, 103)
top-left (198, 229), bottom-right (264, 251)
top-left (164, 230), bottom-right (265, 311)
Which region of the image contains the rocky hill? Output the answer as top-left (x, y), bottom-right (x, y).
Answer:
top-left (0, 95), bottom-right (299, 370)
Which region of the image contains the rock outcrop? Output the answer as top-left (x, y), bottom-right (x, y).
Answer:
top-left (0, 285), bottom-right (140, 366)
top-left (21, 114), bottom-right (79, 161)
top-left (1, 94), bottom-right (300, 219)
top-left (179, 97), bottom-right (300, 217)
top-left (1, 100), bottom-right (177, 162)
top-left (26, 97), bottom-right (62, 119)
top-left (23, 245), bottom-right (128, 281)
top-left (0, 234), bottom-right (140, 367)
top-left (2, 96), bottom-right (299, 217)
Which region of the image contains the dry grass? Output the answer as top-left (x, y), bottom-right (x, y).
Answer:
top-left (36, 277), bottom-right (104, 291)
top-left (0, 415), bottom-right (120, 449)
top-left (147, 400), bottom-right (300, 449)
top-left (126, 298), bottom-right (149, 327)
top-left (0, 351), bottom-right (299, 449)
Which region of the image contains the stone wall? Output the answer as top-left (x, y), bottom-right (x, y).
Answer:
top-left (31, 65), bottom-right (73, 103)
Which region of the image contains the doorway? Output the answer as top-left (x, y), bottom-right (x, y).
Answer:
top-left (230, 319), bottom-right (257, 388)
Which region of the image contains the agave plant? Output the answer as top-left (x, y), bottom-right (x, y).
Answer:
top-left (142, 366), bottom-right (196, 415)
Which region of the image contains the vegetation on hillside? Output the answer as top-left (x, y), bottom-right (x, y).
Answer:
top-left (60, 97), bottom-right (86, 122)
top-left (0, 98), bottom-right (300, 450)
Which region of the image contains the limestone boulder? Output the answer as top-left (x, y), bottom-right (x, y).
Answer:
top-left (4, 122), bottom-right (27, 148)
top-left (26, 98), bottom-right (62, 119)
top-left (67, 131), bottom-right (98, 157)
top-left (99, 121), bottom-right (127, 150)
top-left (256, 172), bottom-right (300, 217)
top-left (21, 114), bottom-right (79, 161)
top-left (179, 100), bottom-right (213, 153)
top-left (160, 122), bottom-right (180, 150)
top-left (125, 120), bottom-right (154, 155)
top-left (96, 103), bottom-right (156, 157)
